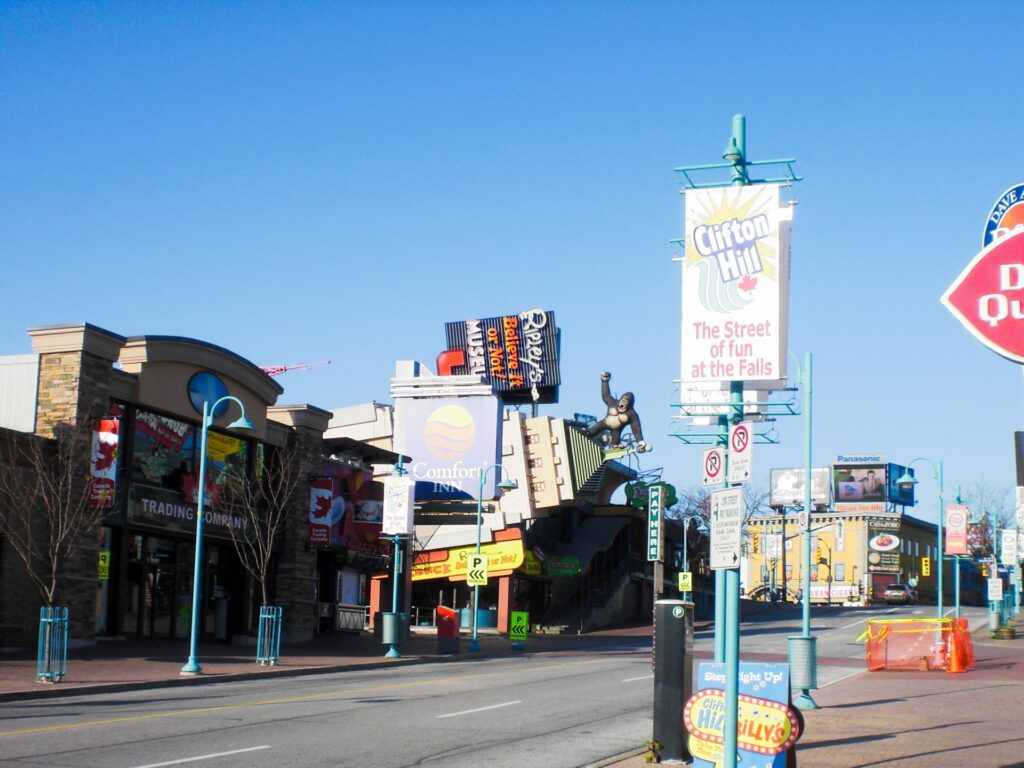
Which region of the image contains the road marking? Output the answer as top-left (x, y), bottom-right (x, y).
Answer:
top-left (131, 746), bottom-right (271, 768)
top-left (621, 675), bottom-right (653, 682)
top-left (436, 700), bottom-right (521, 718)
top-left (0, 658), bottom-right (610, 737)
top-left (838, 617), bottom-right (870, 631)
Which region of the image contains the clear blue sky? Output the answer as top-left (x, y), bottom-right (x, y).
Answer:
top-left (3, 2), bottom-right (1022, 523)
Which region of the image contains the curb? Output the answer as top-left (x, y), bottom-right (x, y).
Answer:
top-left (581, 746), bottom-right (647, 768)
top-left (0, 648), bottom-right (514, 704)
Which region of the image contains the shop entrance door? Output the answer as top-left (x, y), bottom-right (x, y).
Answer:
top-left (125, 534), bottom-right (181, 639)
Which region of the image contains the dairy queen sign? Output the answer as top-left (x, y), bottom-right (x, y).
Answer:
top-left (942, 228), bottom-right (1024, 363)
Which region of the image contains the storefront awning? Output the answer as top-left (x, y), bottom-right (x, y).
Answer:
top-left (550, 516), bottom-right (631, 574)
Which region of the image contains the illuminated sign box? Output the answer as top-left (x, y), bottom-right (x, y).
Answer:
top-left (441, 308), bottom-right (561, 404)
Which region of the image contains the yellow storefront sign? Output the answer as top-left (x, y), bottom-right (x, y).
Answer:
top-left (683, 688), bottom-right (800, 766)
top-left (206, 432), bottom-right (242, 462)
top-left (412, 538), bottom-right (524, 581)
top-left (519, 550), bottom-right (542, 576)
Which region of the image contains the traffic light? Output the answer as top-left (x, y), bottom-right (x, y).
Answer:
top-left (922, 557), bottom-right (931, 576)
top-left (815, 543), bottom-right (822, 563)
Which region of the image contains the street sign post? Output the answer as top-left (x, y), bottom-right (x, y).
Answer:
top-left (702, 447), bottom-right (726, 488)
top-left (679, 571), bottom-right (693, 593)
top-left (467, 554), bottom-right (488, 586)
top-left (710, 487), bottom-right (743, 570)
top-left (648, 483), bottom-right (664, 562)
top-left (1001, 529), bottom-right (1018, 566)
top-left (510, 610), bottom-right (528, 649)
top-left (727, 421), bottom-right (753, 484)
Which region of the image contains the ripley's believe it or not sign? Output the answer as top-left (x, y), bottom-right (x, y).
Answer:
top-left (681, 184), bottom-right (792, 390)
top-left (441, 308), bottom-right (561, 404)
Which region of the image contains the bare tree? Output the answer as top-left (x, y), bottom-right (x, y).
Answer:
top-left (959, 478), bottom-right (1014, 557)
top-left (0, 422), bottom-right (106, 605)
top-left (220, 437), bottom-right (311, 606)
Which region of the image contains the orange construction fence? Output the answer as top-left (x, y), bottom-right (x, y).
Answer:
top-left (862, 617), bottom-right (974, 673)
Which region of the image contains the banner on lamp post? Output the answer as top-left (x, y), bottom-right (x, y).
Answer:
top-left (945, 504), bottom-right (970, 556)
top-left (382, 474), bottom-right (416, 535)
top-left (681, 183), bottom-right (792, 390)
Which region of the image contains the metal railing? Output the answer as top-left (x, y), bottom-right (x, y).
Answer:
top-left (256, 605), bottom-right (283, 666)
top-left (36, 606), bottom-right (68, 683)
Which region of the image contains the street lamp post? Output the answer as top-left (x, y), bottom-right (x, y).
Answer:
top-left (181, 396), bottom-right (254, 676)
top-left (897, 459), bottom-right (944, 619)
top-left (468, 463), bottom-right (518, 653)
top-left (681, 513), bottom-right (709, 603)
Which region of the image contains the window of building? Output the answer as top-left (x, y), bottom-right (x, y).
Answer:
top-left (835, 562), bottom-right (845, 581)
top-left (131, 409), bottom-right (196, 492)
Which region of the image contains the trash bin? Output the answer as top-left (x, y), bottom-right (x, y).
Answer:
top-left (437, 606), bottom-right (460, 654)
top-left (380, 612), bottom-right (408, 646)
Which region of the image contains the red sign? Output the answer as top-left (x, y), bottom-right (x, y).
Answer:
top-left (942, 229), bottom-right (1024, 363)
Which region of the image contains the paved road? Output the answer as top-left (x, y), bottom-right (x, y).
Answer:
top-left (0, 647), bottom-right (654, 768)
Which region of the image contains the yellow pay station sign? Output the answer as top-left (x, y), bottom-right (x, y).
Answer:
top-left (678, 571), bottom-right (693, 592)
top-left (467, 554), bottom-right (488, 586)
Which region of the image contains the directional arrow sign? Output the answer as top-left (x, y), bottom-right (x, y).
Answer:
top-left (702, 447), bottom-right (725, 488)
top-left (727, 421), bottom-right (753, 484)
top-left (467, 554), bottom-right (489, 586)
top-left (710, 487), bottom-right (743, 570)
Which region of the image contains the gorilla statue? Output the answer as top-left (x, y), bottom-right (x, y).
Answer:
top-left (587, 371), bottom-right (647, 451)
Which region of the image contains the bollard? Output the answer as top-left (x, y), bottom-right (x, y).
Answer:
top-left (653, 600), bottom-right (693, 763)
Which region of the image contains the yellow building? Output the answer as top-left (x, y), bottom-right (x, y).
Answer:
top-left (744, 511), bottom-right (952, 604)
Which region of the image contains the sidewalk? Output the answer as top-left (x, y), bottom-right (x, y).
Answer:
top-left (595, 612), bottom-right (1024, 768)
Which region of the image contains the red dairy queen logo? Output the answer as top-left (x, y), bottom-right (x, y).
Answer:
top-left (942, 229), bottom-right (1024, 363)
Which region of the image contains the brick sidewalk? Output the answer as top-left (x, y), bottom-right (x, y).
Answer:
top-left (592, 616), bottom-right (1024, 768)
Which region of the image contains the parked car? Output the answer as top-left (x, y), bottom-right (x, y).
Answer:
top-left (883, 584), bottom-right (915, 605)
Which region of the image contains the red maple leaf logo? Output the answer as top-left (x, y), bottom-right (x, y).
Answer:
top-left (738, 275), bottom-right (758, 292)
top-left (311, 494), bottom-right (332, 519)
top-left (93, 442), bottom-right (116, 471)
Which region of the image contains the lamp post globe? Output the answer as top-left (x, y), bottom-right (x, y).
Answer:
top-left (468, 464), bottom-right (517, 653)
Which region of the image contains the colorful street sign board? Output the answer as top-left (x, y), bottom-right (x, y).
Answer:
top-left (647, 483), bottom-right (664, 562)
top-left (685, 662), bottom-right (801, 768)
top-left (942, 228), bottom-right (1024, 364)
top-left (681, 183), bottom-right (792, 390)
top-left (710, 487), bottom-right (743, 570)
top-left (945, 504), bottom-right (970, 556)
top-left (727, 421), bottom-right (753, 483)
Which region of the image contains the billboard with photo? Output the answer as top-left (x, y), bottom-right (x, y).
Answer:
top-left (681, 183), bottom-right (792, 390)
top-left (833, 456), bottom-right (887, 513)
top-left (769, 467), bottom-right (830, 507)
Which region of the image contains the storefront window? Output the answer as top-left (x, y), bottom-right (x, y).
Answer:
top-left (132, 409), bottom-right (196, 493)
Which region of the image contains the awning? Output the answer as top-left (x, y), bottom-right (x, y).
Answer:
top-left (549, 516), bottom-right (631, 574)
